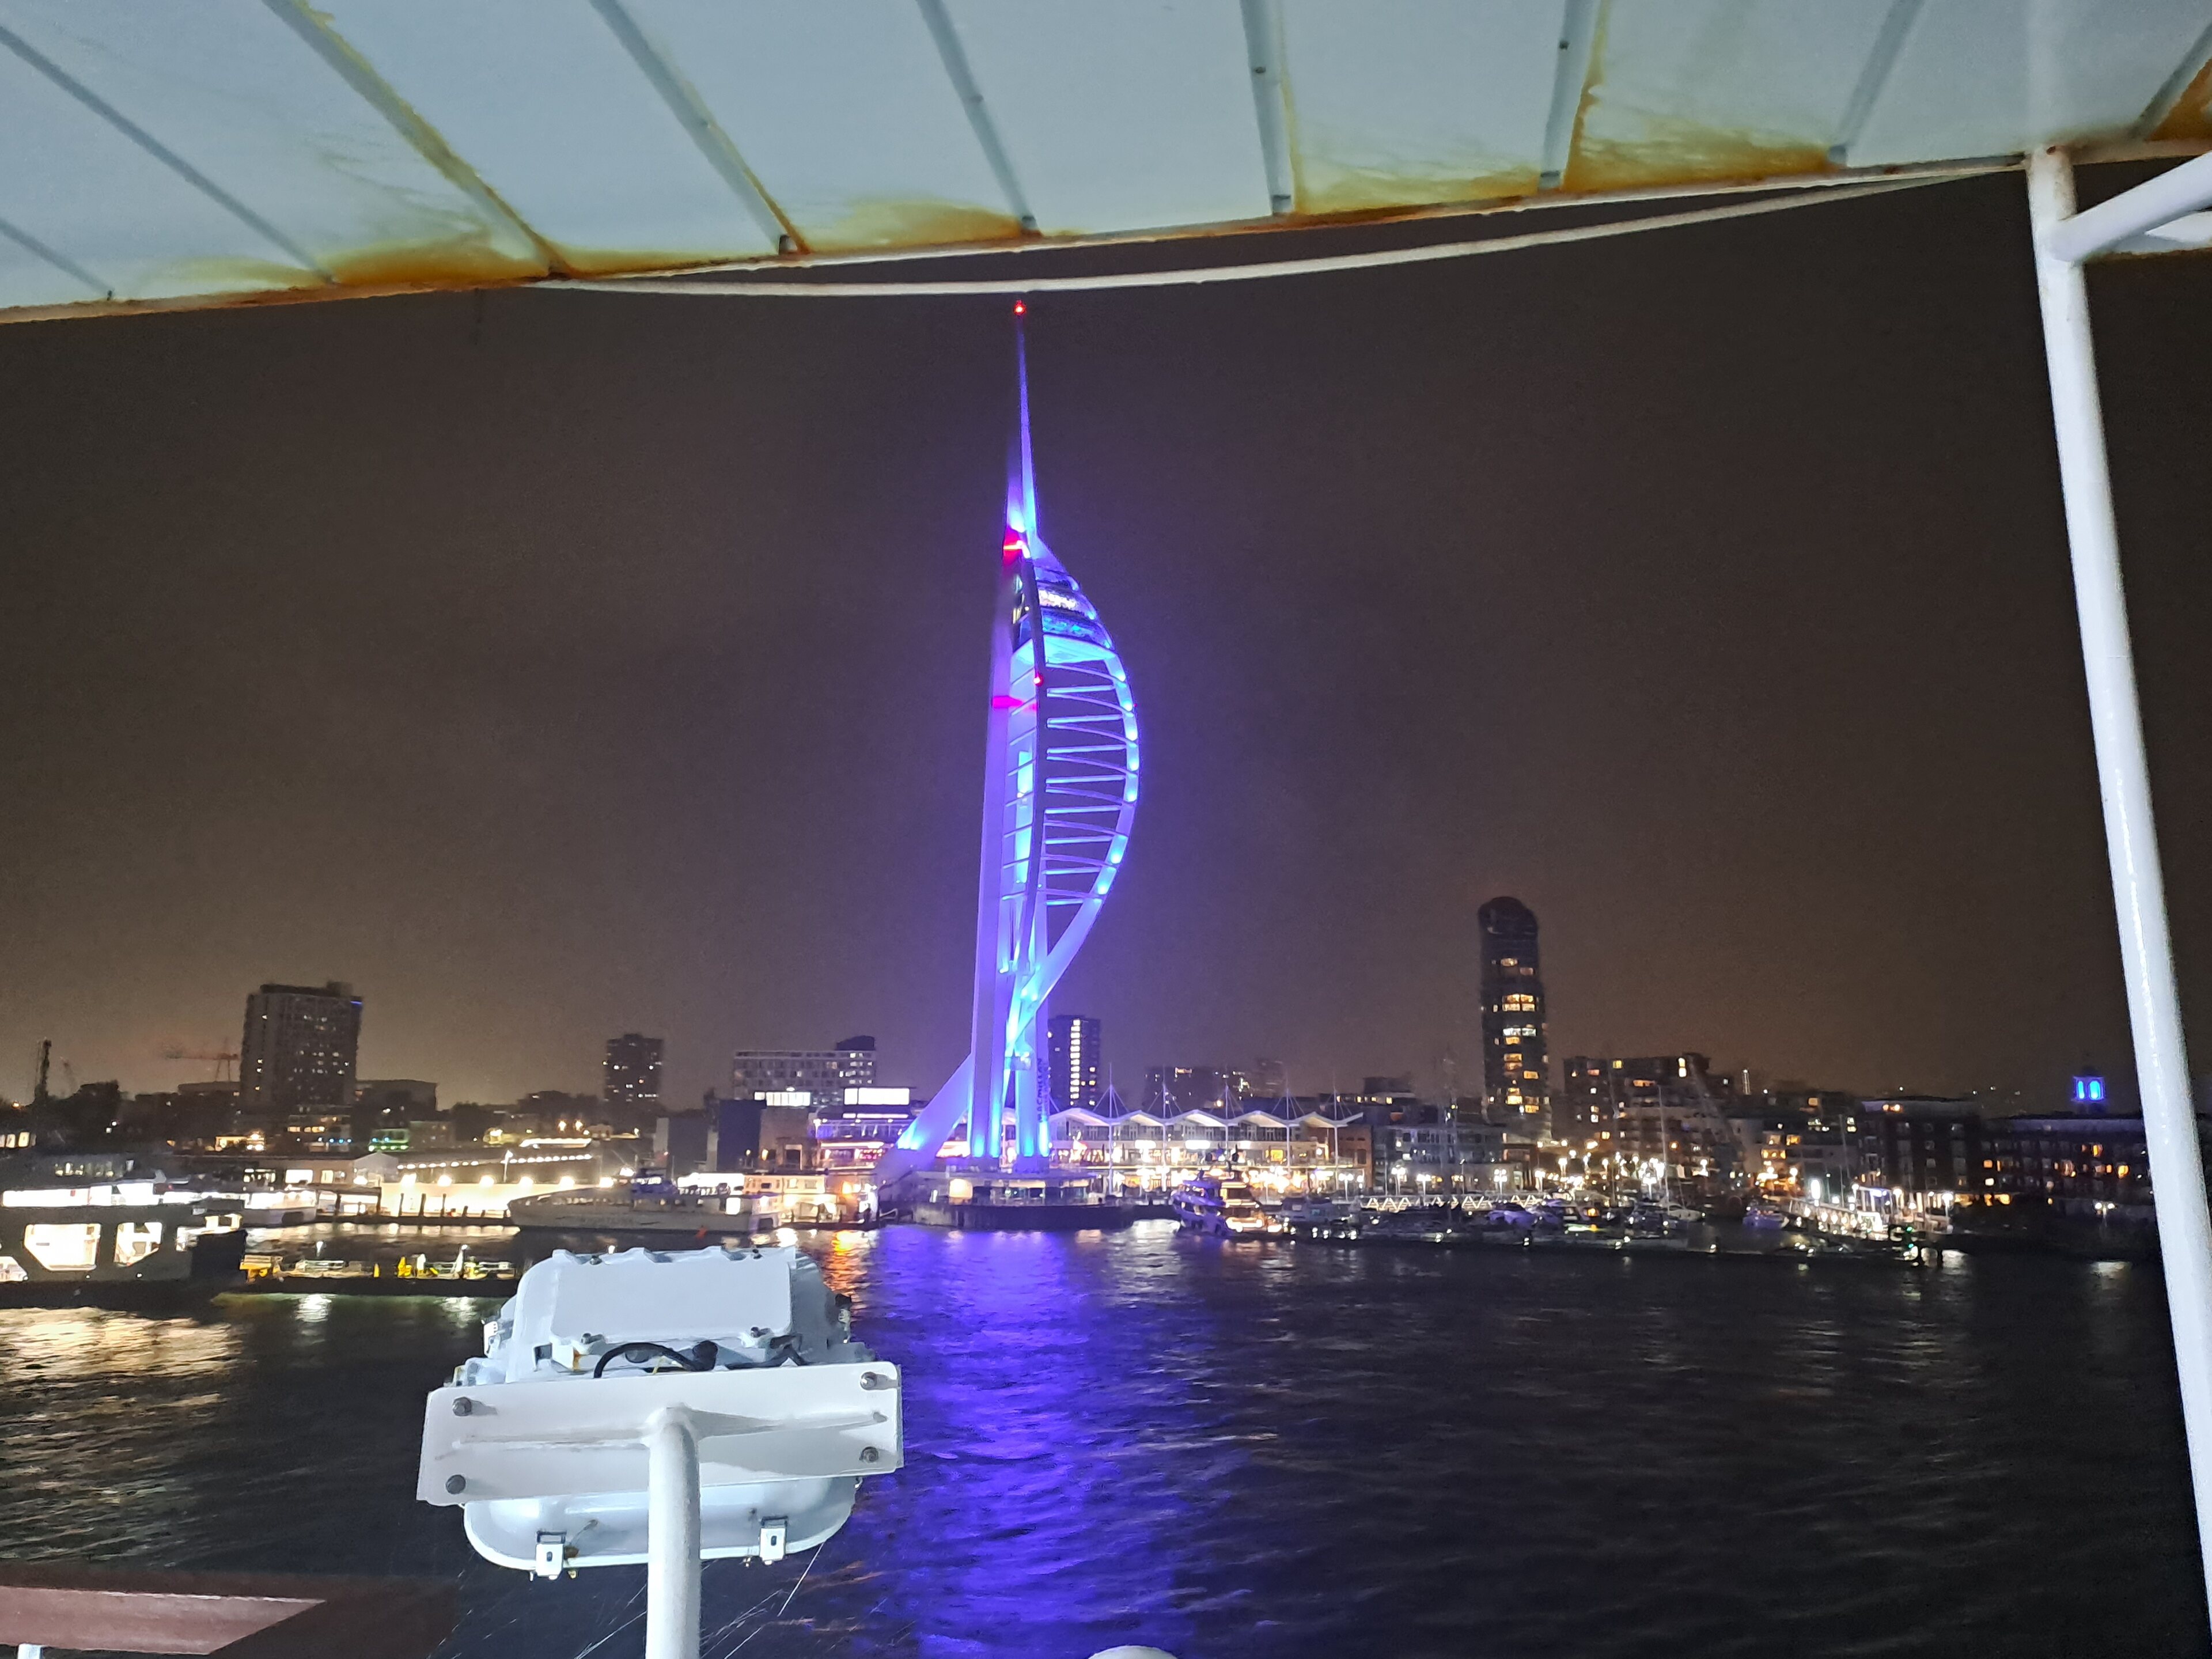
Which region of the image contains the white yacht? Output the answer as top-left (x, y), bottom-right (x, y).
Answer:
top-left (1171, 1173), bottom-right (1269, 1236)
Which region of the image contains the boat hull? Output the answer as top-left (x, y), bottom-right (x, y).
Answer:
top-left (908, 1201), bottom-right (1136, 1231)
top-left (507, 1198), bottom-right (764, 1235)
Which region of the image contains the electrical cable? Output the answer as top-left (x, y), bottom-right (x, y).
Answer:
top-left (593, 1339), bottom-right (718, 1378)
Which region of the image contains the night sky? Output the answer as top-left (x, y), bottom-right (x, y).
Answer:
top-left (3, 170), bottom-right (2208, 1113)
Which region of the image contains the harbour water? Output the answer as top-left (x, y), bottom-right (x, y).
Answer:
top-left (1, 1221), bottom-right (2202, 1657)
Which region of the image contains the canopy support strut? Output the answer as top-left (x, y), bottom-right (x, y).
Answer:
top-left (644, 1407), bottom-right (702, 1659)
top-left (2027, 145), bottom-right (2212, 1623)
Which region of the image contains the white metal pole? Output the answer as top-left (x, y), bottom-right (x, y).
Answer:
top-left (643, 1407), bottom-right (702, 1659)
top-left (2027, 146), bottom-right (2212, 1617)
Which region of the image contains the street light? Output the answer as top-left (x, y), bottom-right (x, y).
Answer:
top-left (418, 1247), bottom-right (902, 1659)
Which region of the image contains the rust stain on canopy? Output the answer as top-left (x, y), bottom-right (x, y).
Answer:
top-left (2153, 54), bottom-right (2212, 142)
top-left (1, 1), bottom-right (2208, 323)
top-left (1565, 124), bottom-right (1834, 195)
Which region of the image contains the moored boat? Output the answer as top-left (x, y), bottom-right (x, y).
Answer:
top-left (509, 1174), bottom-right (787, 1236)
top-left (1171, 1173), bottom-right (1268, 1236)
top-left (0, 1152), bottom-right (247, 1306)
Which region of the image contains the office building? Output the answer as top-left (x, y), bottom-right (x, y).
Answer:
top-left (238, 982), bottom-right (361, 1139)
top-left (834, 1036), bottom-right (878, 1095)
top-left (1478, 897), bottom-right (1550, 1131)
top-left (732, 1050), bottom-right (844, 1106)
top-left (1049, 1016), bottom-right (1103, 1111)
top-left (603, 1033), bottom-right (664, 1126)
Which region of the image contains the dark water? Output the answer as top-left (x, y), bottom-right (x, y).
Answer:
top-left (2, 1222), bottom-right (2204, 1658)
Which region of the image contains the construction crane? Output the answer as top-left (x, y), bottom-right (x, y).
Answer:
top-left (161, 1046), bottom-right (240, 1084)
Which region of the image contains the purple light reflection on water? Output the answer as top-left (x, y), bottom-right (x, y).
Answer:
top-left (0, 1222), bottom-right (2203, 1658)
top-left (822, 1224), bottom-right (1208, 1658)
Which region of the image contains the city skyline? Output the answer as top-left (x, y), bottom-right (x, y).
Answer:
top-left (3, 176), bottom-right (2206, 1112)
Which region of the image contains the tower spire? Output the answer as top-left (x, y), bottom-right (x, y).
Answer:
top-left (1010, 298), bottom-right (1037, 538)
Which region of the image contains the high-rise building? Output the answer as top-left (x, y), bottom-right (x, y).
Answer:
top-left (1477, 897), bottom-right (1550, 1132)
top-left (603, 1033), bottom-right (664, 1125)
top-left (1048, 1016), bottom-right (1102, 1111)
top-left (238, 982), bottom-right (361, 1139)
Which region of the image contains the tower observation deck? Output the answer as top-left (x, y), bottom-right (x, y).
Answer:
top-left (874, 314), bottom-right (1139, 1190)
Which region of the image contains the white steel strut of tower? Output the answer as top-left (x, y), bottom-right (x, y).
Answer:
top-left (876, 310), bottom-right (1140, 1187)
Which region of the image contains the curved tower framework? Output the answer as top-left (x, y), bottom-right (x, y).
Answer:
top-left (875, 313), bottom-right (1139, 1188)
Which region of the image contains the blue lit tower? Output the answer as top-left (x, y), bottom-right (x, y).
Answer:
top-left (874, 309), bottom-right (1139, 1187)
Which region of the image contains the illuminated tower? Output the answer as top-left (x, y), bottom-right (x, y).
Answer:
top-left (874, 310), bottom-right (1140, 1185)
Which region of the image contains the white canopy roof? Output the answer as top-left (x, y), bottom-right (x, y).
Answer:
top-left (1, 0), bottom-right (2209, 323)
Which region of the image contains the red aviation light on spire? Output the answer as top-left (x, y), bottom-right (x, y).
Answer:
top-left (1002, 528), bottom-right (1026, 566)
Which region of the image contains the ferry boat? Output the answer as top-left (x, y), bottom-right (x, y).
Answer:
top-left (0, 1152), bottom-right (247, 1306)
top-left (1171, 1173), bottom-right (1268, 1236)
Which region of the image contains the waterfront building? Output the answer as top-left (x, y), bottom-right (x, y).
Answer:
top-left (730, 1050), bottom-right (847, 1107)
top-left (1719, 1088), bottom-right (1862, 1193)
top-left (238, 981), bottom-right (361, 1142)
top-left (336, 1138), bottom-right (624, 1218)
top-left (601, 1033), bottom-right (664, 1126)
top-left (1986, 1111), bottom-right (2153, 1222)
top-left (1857, 1096), bottom-right (1987, 1210)
top-left (1378, 1120), bottom-right (1512, 1196)
top-left (1048, 1016), bottom-right (1103, 1111)
top-left (1246, 1058), bottom-right (1288, 1099)
top-left (871, 319), bottom-right (1141, 1186)
top-left (813, 1089), bottom-right (919, 1183)
top-left (1563, 1053), bottom-right (1741, 1191)
top-left (1477, 897), bottom-right (1550, 1132)
top-left (1050, 1094), bottom-right (1369, 1196)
